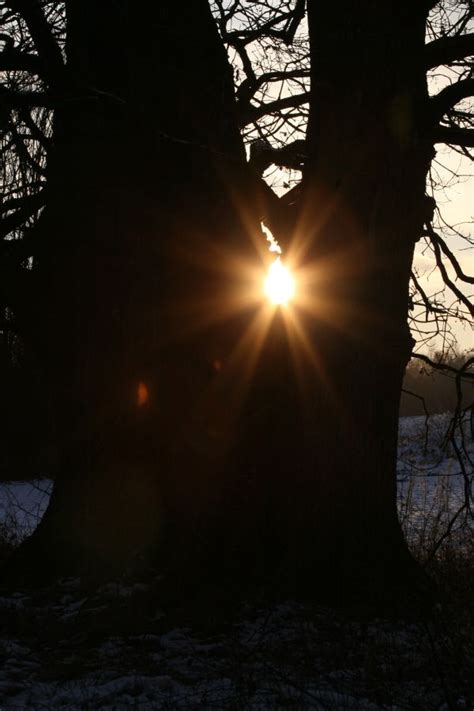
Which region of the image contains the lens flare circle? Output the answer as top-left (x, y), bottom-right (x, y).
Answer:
top-left (264, 257), bottom-right (295, 305)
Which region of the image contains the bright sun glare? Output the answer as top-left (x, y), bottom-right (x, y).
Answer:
top-left (264, 257), bottom-right (295, 305)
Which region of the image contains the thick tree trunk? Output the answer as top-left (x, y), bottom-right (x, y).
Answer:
top-left (7, 0), bottom-right (262, 581)
top-left (266, 0), bottom-right (434, 601)
top-left (6, 1), bottom-right (436, 609)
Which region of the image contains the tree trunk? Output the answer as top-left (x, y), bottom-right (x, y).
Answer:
top-left (8, 0), bottom-right (262, 581)
top-left (6, 1), bottom-right (436, 609)
top-left (264, 0), bottom-right (434, 602)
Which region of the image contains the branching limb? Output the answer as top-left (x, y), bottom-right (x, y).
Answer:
top-left (411, 271), bottom-right (447, 316)
top-left (8, 116), bottom-right (46, 176)
top-left (430, 78), bottom-right (474, 124)
top-left (236, 68), bottom-right (309, 104)
top-left (412, 353), bottom-right (474, 381)
top-left (238, 91), bottom-right (309, 127)
top-left (431, 125), bottom-right (474, 146)
top-left (19, 108), bottom-right (50, 150)
top-left (223, 0), bottom-right (306, 47)
top-left (249, 137), bottom-right (306, 174)
top-left (422, 224), bottom-right (474, 317)
top-left (4, 0), bottom-right (64, 86)
top-left (425, 32), bottom-right (474, 70)
top-left (427, 226), bottom-right (474, 285)
top-left (0, 46), bottom-right (44, 74)
top-left (0, 85), bottom-right (55, 108)
top-left (0, 190), bottom-right (46, 238)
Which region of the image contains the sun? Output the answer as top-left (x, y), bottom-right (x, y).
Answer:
top-left (264, 257), bottom-right (295, 305)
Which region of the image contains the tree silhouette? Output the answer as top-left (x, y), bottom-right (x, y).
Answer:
top-left (0, 0), bottom-right (473, 605)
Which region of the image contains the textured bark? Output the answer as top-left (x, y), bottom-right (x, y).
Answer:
top-left (6, 2), bottom-right (436, 608)
top-left (269, 0), bottom-right (434, 600)
top-left (9, 0), bottom-right (260, 580)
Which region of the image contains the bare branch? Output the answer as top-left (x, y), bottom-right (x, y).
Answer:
top-left (412, 353), bottom-right (474, 381)
top-left (238, 91), bottom-right (309, 126)
top-left (425, 223), bottom-right (474, 317)
top-left (0, 85), bottom-right (55, 108)
top-left (0, 46), bottom-right (44, 74)
top-left (236, 68), bottom-right (309, 104)
top-left (0, 190), bottom-right (46, 238)
top-left (411, 271), bottom-right (446, 315)
top-left (428, 227), bottom-right (474, 285)
top-left (431, 125), bottom-right (474, 146)
top-left (4, 0), bottom-right (64, 86)
top-left (249, 138), bottom-right (306, 174)
top-left (19, 108), bottom-right (50, 150)
top-left (223, 0), bottom-right (306, 47)
top-left (430, 78), bottom-right (474, 123)
top-left (8, 117), bottom-right (47, 176)
top-left (425, 32), bottom-right (474, 70)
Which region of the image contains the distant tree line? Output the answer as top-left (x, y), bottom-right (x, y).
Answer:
top-left (401, 351), bottom-right (474, 417)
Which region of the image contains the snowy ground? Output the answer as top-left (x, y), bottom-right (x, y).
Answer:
top-left (0, 479), bottom-right (52, 543)
top-left (0, 576), bottom-right (472, 710)
top-left (397, 414), bottom-right (473, 557)
top-left (0, 415), bottom-right (472, 709)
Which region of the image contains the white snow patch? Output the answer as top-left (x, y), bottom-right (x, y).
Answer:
top-left (0, 478), bottom-right (52, 539)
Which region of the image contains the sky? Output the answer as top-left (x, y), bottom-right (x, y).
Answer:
top-left (414, 147), bottom-right (473, 355)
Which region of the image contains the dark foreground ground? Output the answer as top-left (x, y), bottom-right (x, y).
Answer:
top-left (0, 554), bottom-right (472, 710)
top-left (0, 414), bottom-right (473, 709)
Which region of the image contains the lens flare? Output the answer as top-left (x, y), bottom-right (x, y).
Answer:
top-left (137, 381), bottom-right (149, 406)
top-left (264, 257), bottom-right (295, 305)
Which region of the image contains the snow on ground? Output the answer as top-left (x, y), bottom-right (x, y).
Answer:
top-left (0, 579), bottom-right (471, 710)
top-left (0, 479), bottom-right (52, 542)
top-left (397, 413), bottom-right (473, 555)
top-left (0, 414), bottom-right (472, 709)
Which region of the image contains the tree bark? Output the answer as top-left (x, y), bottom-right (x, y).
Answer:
top-left (267, 0), bottom-right (434, 602)
top-left (6, 1), bottom-right (436, 610)
top-left (7, 0), bottom-right (262, 581)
